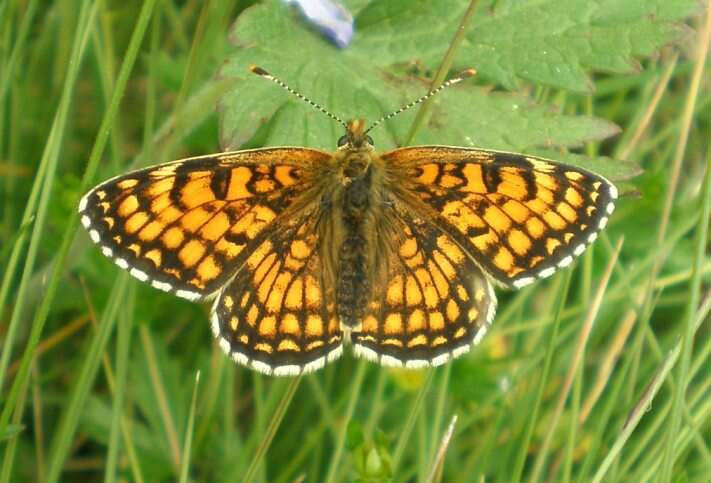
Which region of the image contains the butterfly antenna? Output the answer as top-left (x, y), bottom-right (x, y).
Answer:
top-left (364, 69), bottom-right (477, 134)
top-left (249, 65), bottom-right (348, 129)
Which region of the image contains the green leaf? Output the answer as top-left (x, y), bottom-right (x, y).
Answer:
top-left (218, 0), bottom-right (690, 177)
top-left (355, 0), bottom-right (697, 92)
top-left (399, 86), bottom-right (621, 151)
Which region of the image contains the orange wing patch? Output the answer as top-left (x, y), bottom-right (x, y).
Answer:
top-left (79, 148), bottom-right (330, 300)
top-left (351, 208), bottom-right (496, 368)
top-left (385, 147), bottom-right (617, 288)
top-left (211, 217), bottom-right (342, 375)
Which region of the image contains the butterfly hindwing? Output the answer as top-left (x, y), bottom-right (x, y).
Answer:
top-left (352, 203), bottom-right (496, 368)
top-left (79, 148), bottom-right (331, 300)
top-left (384, 147), bottom-right (617, 288)
top-left (211, 212), bottom-right (342, 376)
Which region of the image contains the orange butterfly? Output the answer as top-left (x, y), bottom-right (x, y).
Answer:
top-left (79, 67), bottom-right (616, 375)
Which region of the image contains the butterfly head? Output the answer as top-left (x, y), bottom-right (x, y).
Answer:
top-left (337, 119), bottom-right (374, 150)
top-left (335, 119), bottom-right (376, 183)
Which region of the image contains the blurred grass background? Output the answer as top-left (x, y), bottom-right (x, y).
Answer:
top-left (1, 0), bottom-right (710, 482)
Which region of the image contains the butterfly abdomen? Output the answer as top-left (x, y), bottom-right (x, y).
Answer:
top-left (336, 170), bottom-right (372, 327)
top-left (336, 233), bottom-right (369, 327)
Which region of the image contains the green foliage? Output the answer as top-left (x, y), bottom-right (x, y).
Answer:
top-left (1, 0), bottom-right (708, 482)
top-left (222, 0), bottom-right (697, 154)
top-left (356, 0), bottom-right (698, 91)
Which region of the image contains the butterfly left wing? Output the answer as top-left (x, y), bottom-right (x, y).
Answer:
top-left (211, 211), bottom-right (342, 376)
top-left (383, 146), bottom-right (617, 289)
top-left (351, 205), bottom-right (496, 368)
top-left (78, 148), bottom-right (330, 300)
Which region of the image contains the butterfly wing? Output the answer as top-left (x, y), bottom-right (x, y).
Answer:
top-left (211, 211), bottom-right (342, 376)
top-left (79, 148), bottom-right (330, 300)
top-left (382, 147), bottom-right (617, 289)
top-left (351, 202), bottom-right (496, 367)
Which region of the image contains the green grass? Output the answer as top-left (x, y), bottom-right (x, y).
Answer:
top-left (1, 0), bottom-right (710, 481)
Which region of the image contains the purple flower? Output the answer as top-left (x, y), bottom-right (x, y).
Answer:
top-left (283, 0), bottom-right (354, 48)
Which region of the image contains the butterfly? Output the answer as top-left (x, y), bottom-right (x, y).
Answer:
top-left (78, 66), bottom-right (617, 376)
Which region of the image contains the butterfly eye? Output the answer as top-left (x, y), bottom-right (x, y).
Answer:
top-left (366, 135), bottom-right (374, 146)
top-left (337, 135), bottom-right (348, 147)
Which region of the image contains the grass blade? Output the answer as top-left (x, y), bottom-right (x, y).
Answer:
top-left (45, 274), bottom-right (128, 483)
top-left (530, 238), bottom-right (623, 481)
top-left (324, 361), bottom-right (369, 483)
top-left (179, 371), bottom-right (201, 483)
top-left (511, 271), bottom-right (572, 482)
top-left (243, 375), bottom-right (303, 483)
top-left (0, 0), bottom-right (158, 438)
top-left (426, 414), bottom-right (458, 483)
top-left (0, 0), bottom-right (96, 408)
top-left (103, 284), bottom-right (136, 483)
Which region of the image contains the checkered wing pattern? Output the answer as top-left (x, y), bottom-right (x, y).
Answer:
top-left (210, 213), bottom-right (342, 376)
top-left (352, 204), bottom-right (496, 368)
top-left (384, 146), bottom-right (617, 289)
top-left (79, 148), bottom-right (330, 301)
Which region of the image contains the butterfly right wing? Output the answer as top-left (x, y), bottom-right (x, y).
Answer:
top-left (351, 203), bottom-right (496, 368)
top-left (382, 146), bottom-right (617, 289)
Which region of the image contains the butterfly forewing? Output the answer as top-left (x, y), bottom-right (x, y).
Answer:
top-left (384, 147), bottom-right (617, 289)
top-left (79, 148), bottom-right (330, 300)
